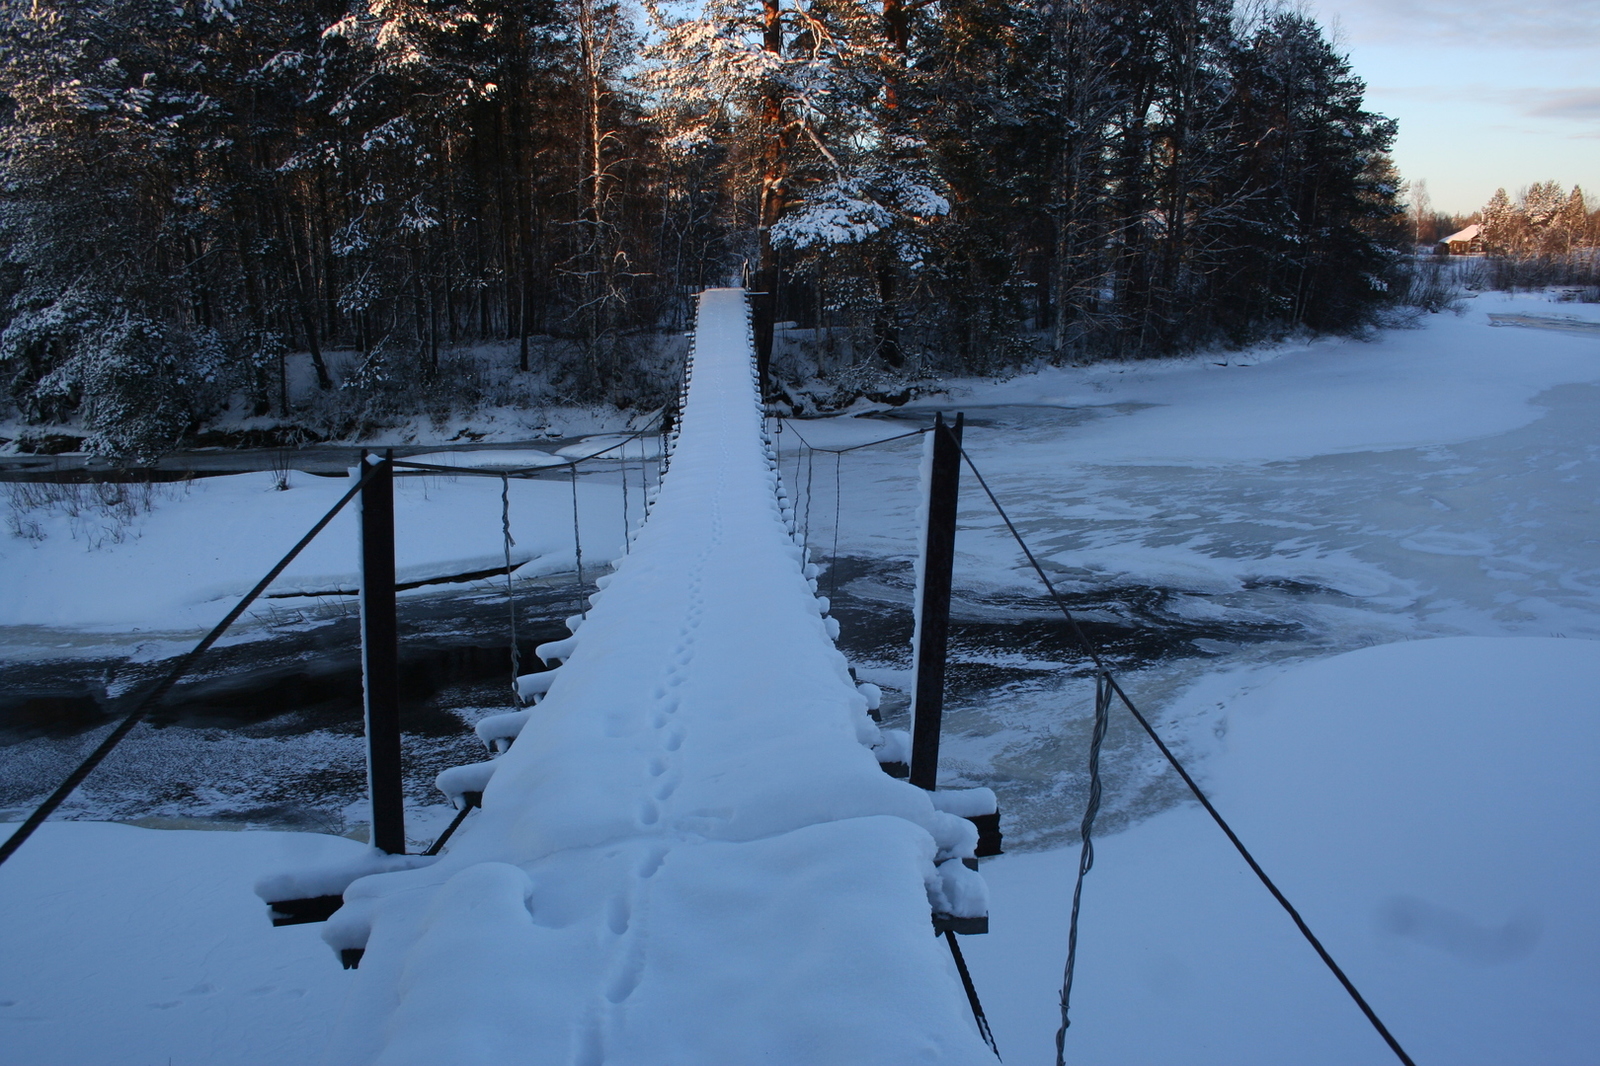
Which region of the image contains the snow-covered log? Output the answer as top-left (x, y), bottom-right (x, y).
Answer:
top-left (474, 710), bottom-right (532, 753)
top-left (514, 669), bottom-right (559, 703)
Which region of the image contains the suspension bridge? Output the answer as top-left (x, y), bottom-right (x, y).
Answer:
top-left (304, 287), bottom-right (997, 1065)
top-left (0, 287), bottom-right (1421, 1066)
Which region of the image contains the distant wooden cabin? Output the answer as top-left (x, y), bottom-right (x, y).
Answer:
top-left (1437, 224), bottom-right (1484, 256)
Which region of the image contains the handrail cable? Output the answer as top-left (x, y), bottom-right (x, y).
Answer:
top-left (774, 419), bottom-right (926, 455)
top-left (501, 474), bottom-right (523, 706)
top-left (946, 929), bottom-right (1002, 1059)
top-left (391, 412), bottom-right (664, 480)
top-left (1057, 670), bottom-right (1112, 1056)
top-left (956, 445), bottom-right (1417, 1066)
top-left (0, 457), bottom-right (391, 868)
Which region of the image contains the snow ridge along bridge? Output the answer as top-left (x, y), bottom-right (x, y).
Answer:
top-left (315, 288), bottom-right (997, 1065)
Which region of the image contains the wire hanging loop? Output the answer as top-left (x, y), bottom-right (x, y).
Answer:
top-left (957, 442), bottom-right (1418, 1066)
top-left (569, 462), bottom-right (587, 619)
top-left (1056, 669), bottom-right (1113, 1064)
top-left (501, 474), bottom-right (522, 706)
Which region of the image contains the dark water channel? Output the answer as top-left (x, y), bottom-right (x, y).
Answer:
top-left (0, 549), bottom-right (1310, 849)
top-left (0, 579), bottom-right (587, 842)
top-left (823, 555), bottom-right (1318, 848)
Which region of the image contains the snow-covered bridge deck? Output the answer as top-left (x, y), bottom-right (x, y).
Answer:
top-left (320, 288), bottom-right (992, 1065)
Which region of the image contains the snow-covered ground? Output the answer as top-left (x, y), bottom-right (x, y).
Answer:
top-left (2, 289), bottom-right (1598, 1063)
top-left (967, 635), bottom-right (1600, 1065)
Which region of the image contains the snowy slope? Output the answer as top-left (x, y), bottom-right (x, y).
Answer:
top-left (318, 289), bottom-right (993, 1065)
top-left (0, 822), bottom-right (364, 1066)
top-left (965, 635), bottom-right (1600, 1065)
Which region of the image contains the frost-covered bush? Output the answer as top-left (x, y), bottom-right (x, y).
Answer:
top-left (29, 313), bottom-right (227, 463)
top-left (1391, 256), bottom-right (1464, 315)
top-left (3, 477), bottom-right (185, 547)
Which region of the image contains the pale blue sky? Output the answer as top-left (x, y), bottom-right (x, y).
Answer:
top-left (1308, 0), bottom-right (1600, 214)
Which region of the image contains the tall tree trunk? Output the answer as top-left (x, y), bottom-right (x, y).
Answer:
top-left (752, 0), bottom-right (787, 401)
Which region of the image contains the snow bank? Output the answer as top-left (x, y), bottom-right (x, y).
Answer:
top-left (555, 434), bottom-right (664, 461)
top-left (0, 822), bottom-right (364, 1066)
top-left (402, 448), bottom-right (566, 469)
top-left (320, 289), bottom-right (993, 1065)
top-left (962, 635), bottom-right (1600, 1065)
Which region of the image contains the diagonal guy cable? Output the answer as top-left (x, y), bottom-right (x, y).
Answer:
top-left (957, 444), bottom-right (1418, 1066)
top-left (0, 458), bottom-right (390, 868)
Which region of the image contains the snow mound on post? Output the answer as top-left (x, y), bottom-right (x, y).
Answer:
top-left (322, 289), bottom-right (993, 1066)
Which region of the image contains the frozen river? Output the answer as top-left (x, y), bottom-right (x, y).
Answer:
top-left (2, 293), bottom-right (1598, 852)
top-left (800, 378), bottom-right (1600, 848)
top-left (3, 292), bottom-right (1599, 1066)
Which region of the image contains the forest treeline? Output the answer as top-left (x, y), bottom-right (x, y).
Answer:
top-left (1, 0), bottom-right (1407, 459)
top-left (1414, 180), bottom-right (1599, 255)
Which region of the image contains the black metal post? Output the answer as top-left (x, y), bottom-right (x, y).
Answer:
top-left (909, 412), bottom-right (962, 791)
top-left (751, 283), bottom-right (774, 403)
top-left (359, 449), bottom-right (405, 854)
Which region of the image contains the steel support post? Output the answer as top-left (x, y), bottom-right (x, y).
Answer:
top-left (359, 449), bottom-right (405, 854)
top-left (909, 412), bottom-right (963, 791)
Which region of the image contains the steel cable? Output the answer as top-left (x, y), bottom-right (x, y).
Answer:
top-left (0, 458), bottom-right (389, 868)
top-left (957, 444), bottom-right (1417, 1066)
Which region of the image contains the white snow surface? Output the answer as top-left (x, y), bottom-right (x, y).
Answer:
top-left (402, 448), bottom-right (565, 469)
top-left (0, 822), bottom-right (366, 1066)
top-left (6, 637), bottom-right (1591, 1065)
top-left (965, 635), bottom-right (1600, 1065)
top-left (319, 289), bottom-right (993, 1065)
top-left (914, 293), bottom-right (1600, 465)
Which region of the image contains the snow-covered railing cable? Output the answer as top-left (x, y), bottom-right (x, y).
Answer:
top-left (0, 457), bottom-right (393, 869)
top-left (388, 410), bottom-right (667, 480)
top-left (771, 419), bottom-right (928, 454)
top-left (955, 445), bottom-right (1419, 1066)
